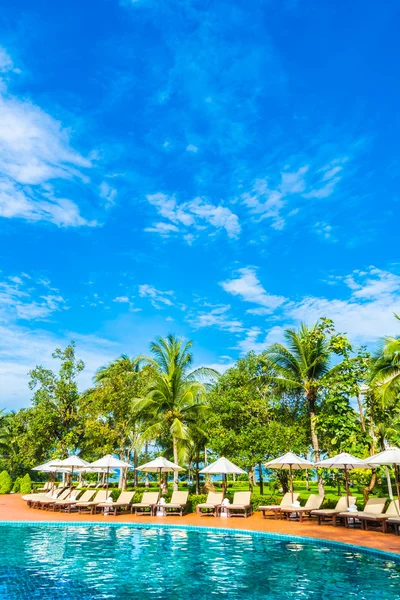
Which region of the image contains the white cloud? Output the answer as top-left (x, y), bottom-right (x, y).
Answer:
top-left (221, 267), bottom-right (286, 313)
top-left (189, 304), bottom-right (244, 333)
top-left (314, 221), bottom-right (336, 242)
top-left (113, 296), bottom-right (130, 303)
top-left (99, 182), bottom-right (117, 206)
top-left (0, 323), bottom-right (122, 410)
top-left (0, 273), bottom-right (67, 322)
top-left (138, 284), bottom-right (174, 308)
top-left (241, 158), bottom-right (347, 230)
top-left (236, 325), bottom-right (285, 354)
top-left (186, 144), bottom-right (198, 153)
top-left (145, 192), bottom-right (241, 241)
top-left (0, 47), bottom-right (18, 74)
top-left (0, 49), bottom-right (98, 228)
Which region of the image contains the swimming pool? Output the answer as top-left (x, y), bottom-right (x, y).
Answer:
top-left (0, 523), bottom-right (399, 599)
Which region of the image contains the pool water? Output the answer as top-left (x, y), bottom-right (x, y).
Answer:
top-left (0, 524), bottom-right (399, 599)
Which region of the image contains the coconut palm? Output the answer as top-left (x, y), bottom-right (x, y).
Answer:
top-left (133, 334), bottom-right (219, 490)
top-left (370, 315), bottom-right (400, 406)
top-left (261, 322), bottom-right (337, 494)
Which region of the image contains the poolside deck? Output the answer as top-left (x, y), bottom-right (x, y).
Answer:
top-left (1, 494), bottom-right (400, 556)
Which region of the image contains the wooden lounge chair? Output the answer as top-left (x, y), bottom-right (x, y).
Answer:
top-left (335, 497), bottom-right (387, 528)
top-left (162, 491), bottom-right (189, 516)
top-left (224, 492), bottom-right (253, 518)
top-left (258, 492), bottom-right (300, 519)
top-left (77, 490), bottom-right (108, 514)
top-left (280, 494), bottom-right (324, 522)
top-left (357, 500), bottom-right (400, 533)
top-left (96, 491), bottom-right (135, 515)
top-left (196, 492), bottom-right (224, 517)
top-left (387, 518), bottom-right (400, 535)
top-left (130, 492), bottom-right (160, 516)
top-left (311, 496), bottom-right (356, 525)
top-left (36, 488), bottom-right (72, 510)
top-left (37, 482), bottom-right (52, 493)
top-left (54, 490), bottom-right (95, 513)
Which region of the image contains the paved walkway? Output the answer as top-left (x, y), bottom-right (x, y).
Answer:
top-left (1, 494), bottom-right (400, 555)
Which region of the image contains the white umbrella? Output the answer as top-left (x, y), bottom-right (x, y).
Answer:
top-left (136, 456), bottom-right (184, 491)
top-left (32, 460), bottom-right (70, 492)
top-left (367, 447), bottom-right (400, 511)
top-left (265, 452), bottom-right (314, 502)
top-left (87, 455), bottom-right (133, 498)
top-left (315, 452), bottom-right (371, 507)
top-left (200, 457), bottom-right (246, 494)
top-left (48, 455), bottom-right (89, 494)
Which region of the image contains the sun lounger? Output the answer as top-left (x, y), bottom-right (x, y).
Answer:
top-left (161, 491), bottom-right (189, 516)
top-left (224, 492), bottom-right (253, 518)
top-left (387, 518), bottom-right (400, 535)
top-left (53, 490), bottom-right (95, 513)
top-left (130, 492), bottom-right (160, 516)
top-left (37, 482), bottom-right (52, 493)
top-left (76, 490), bottom-right (108, 514)
top-left (258, 492), bottom-right (300, 518)
top-left (280, 494), bottom-right (324, 522)
top-left (96, 491), bottom-right (135, 515)
top-left (196, 492), bottom-right (224, 517)
top-left (311, 496), bottom-right (356, 525)
top-left (335, 497), bottom-right (387, 528)
top-left (357, 500), bottom-right (400, 533)
top-left (35, 488), bottom-right (72, 510)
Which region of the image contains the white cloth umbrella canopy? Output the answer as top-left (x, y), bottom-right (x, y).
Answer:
top-left (32, 459), bottom-right (65, 471)
top-left (136, 456), bottom-right (184, 473)
top-left (88, 454), bottom-right (132, 469)
top-left (265, 452), bottom-right (314, 502)
top-left (200, 457), bottom-right (246, 475)
top-left (367, 447), bottom-right (400, 509)
top-left (87, 455), bottom-right (133, 498)
top-left (136, 456), bottom-right (185, 491)
top-left (200, 457), bottom-right (246, 494)
top-left (48, 456), bottom-right (90, 493)
top-left (315, 452), bottom-right (371, 507)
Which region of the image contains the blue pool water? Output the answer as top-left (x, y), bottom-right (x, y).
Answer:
top-left (0, 524), bottom-right (399, 599)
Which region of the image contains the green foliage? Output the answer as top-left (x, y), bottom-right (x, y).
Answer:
top-left (20, 474), bottom-right (32, 494)
top-left (12, 477), bottom-right (22, 493)
top-left (0, 470), bottom-right (12, 494)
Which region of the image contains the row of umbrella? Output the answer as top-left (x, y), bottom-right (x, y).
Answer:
top-left (33, 447), bottom-right (400, 508)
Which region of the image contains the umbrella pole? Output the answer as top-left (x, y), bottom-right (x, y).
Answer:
top-left (290, 466), bottom-right (293, 503)
top-left (344, 466), bottom-right (350, 508)
top-left (395, 464), bottom-right (400, 514)
top-left (106, 467), bottom-right (109, 499)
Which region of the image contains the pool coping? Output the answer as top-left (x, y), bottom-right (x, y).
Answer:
top-left (1, 520), bottom-right (400, 565)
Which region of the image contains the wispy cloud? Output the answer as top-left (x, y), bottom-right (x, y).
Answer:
top-left (220, 267), bottom-right (286, 313)
top-left (145, 193), bottom-right (241, 241)
top-left (188, 304), bottom-right (244, 333)
top-left (0, 272), bottom-right (67, 322)
top-left (138, 283), bottom-right (175, 308)
top-left (0, 48), bottom-right (101, 228)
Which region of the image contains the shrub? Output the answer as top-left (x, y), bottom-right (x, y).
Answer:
top-left (12, 477), bottom-right (22, 493)
top-left (20, 474), bottom-right (32, 495)
top-left (0, 471), bottom-right (13, 494)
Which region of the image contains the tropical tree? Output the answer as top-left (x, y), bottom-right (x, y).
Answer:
top-left (260, 319), bottom-right (352, 494)
top-left (82, 355), bottom-right (150, 486)
top-left (369, 314), bottom-right (400, 406)
top-left (133, 334), bottom-right (219, 490)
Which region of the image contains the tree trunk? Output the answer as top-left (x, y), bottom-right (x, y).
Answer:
top-left (145, 442), bottom-right (149, 488)
top-left (248, 467), bottom-right (254, 493)
top-left (258, 461), bottom-right (264, 495)
top-left (357, 393), bottom-right (366, 432)
top-left (195, 450), bottom-right (200, 495)
top-left (133, 449), bottom-right (138, 487)
top-left (172, 435), bottom-right (179, 491)
top-left (308, 393), bottom-right (324, 495)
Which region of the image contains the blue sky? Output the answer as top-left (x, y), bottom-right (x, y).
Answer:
top-left (1, 0), bottom-right (400, 409)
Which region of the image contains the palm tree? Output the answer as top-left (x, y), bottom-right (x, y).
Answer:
top-left (261, 322), bottom-right (336, 494)
top-left (133, 334), bottom-right (219, 490)
top-left (369, 315), bottom-right (400, 406)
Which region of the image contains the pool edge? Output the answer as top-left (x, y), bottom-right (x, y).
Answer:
top-left (1, 520), bottom-right (399, 564)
